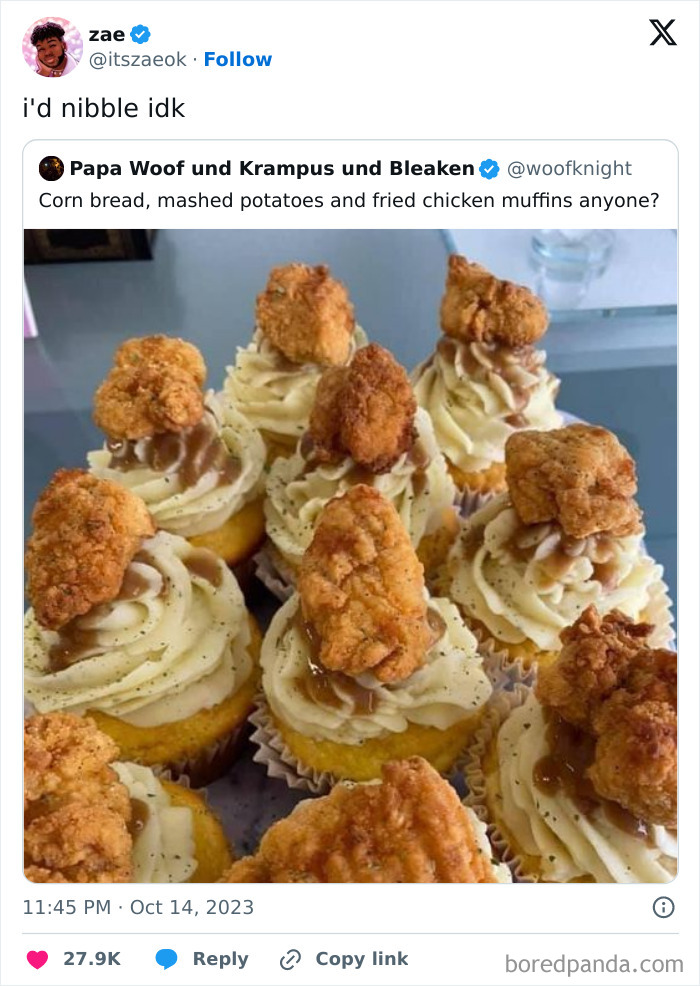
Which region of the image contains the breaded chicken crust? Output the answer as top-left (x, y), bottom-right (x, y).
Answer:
top-left (94, 363), bottom-right (204, 440)
top-left (536, 606), bottom-right (654, 729)
top-left (298, 486), bottom-right (431, 683)
top-left (222, 757), bottom-right (499, 883)
top-left (536, 608), bottom-right (677, 828)
top-left (257, 263), bottom-right (355, 366)
top-left (26, 470), bottom-right (155, 630)
top-left (440, 255), bottom-right (548, 347)
top-left (589, 698), bottom-right (676, 829)
top-left (24, 713), bottom-right (133, 883)
top-left (505, 424), bottom-right (642, 539)
top-left (114, 335), bottom-right (207, 387)
top-left (308, 343), bottom-right (417, 473)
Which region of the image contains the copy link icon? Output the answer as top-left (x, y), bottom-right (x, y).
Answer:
top-left (652, 897), bottom-right (674, 918)
top-left (280, 949), bottom-right (301, 971)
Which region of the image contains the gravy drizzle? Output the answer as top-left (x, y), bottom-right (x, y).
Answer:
top-left (437, 337), bottom-right (542, 421)
top-left (107, 414), bottom-right (242, 490)
top-left (291, 607), bottom-right (447, 715)
top-left (533, 710), bottom-right (650, 841)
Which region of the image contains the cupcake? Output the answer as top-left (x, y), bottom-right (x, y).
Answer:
top-left (88, 335), bottom-right (266, 568)
top-left (223, 757), bottom-right (510, 883)
top-left (223, 263), bottom-right (367, 462)
top-left (25, 713), bottom-right (232, 883)
top-left (413, 255), bottom-right (561, 502)
top-left (263, 343), bottom-right (458, 592)
top-left (442, 424), bottom-right (673, 669)
top-left (467, 607), bottom-right (677, 883)
top-left (24, 471), bottom-right (260, 784)
top-left (255, 486), bottom-right (493, 786)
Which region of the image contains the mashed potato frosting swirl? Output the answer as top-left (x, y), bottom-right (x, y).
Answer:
top-left (261, 594), bottom-right (492, 745)
top-left (224, 327), bottom-right (367, 442)
top-left (24, 531), bottom-right (253, 727)
top-left (413, 338), bottom-right (561, 474)
top-left (447, 494), bottom-right (666, 651)
top-left (495, 694), bottom-right (677, 883)
top-left (113, 762), bottom-right (197, 883)
top-left (88, 392), bottom-right (265, 538)
top-left (264, 407), bottom-right (457, 567)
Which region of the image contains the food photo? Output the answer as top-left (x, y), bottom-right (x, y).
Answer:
top-left (23, 228), bottom-right (677, 883)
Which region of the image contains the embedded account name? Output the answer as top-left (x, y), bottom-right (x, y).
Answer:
top-left (66, 159), bottom-right (477, 179)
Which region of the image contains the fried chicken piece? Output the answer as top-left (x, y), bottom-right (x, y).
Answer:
top-left (298, 486), bottom-right (431, 683)
top-left (114, 335), bottom-right (207, 387)
top-left (25, 804), bottom-right (133, 884)
top-left (589, 695), bottom-right (677, 829)
top-left (256, 263), bottom-right (355, 366)
top-left (536, 608), bottom-right (677, 828)
top-left (222, 758), bottom-right (500, 883)
top-left (24, 712), bottom-right (124, 807)
top-left (306, 365), bottom-right (348, 457)
top-left (94, 362), bottom-right (204, 440)
top-left (24, 714), bottom-right (133, 883)
top-left (26, 470), bottom-right (155, 630)
top-left (440, 255), bottom-right (548, 347)
top-left (536, 606), bottom-right (654, 729)
top-left (505, 424), bottom-right (643, 539)
top-left (307, 344), bottom-right (416, 473)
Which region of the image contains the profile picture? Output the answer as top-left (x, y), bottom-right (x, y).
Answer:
top-left (23, 17), bottom-right (82, 77)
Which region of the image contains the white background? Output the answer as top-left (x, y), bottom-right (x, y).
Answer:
top-left (2, 2), bottom-right (698, 984)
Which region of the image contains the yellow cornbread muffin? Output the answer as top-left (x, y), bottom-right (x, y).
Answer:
top-left (88, 335), bottom-right (267, 568)
top-left (189, 496), bottom-right (266, 567)
top-left (446, 459), bottom-right (507, 496)
top-left (443, 427), bottom-right (673, 670)
top-left (467, 609), bottom-right (677, 884)
top-left (25, 492), bottom-right (262, 785)
top-left (256, 488), bottom-right (493, 788)
top-left (87, 616), bottom-right (262, 786)
top-left (162, 781), bottom-right (233, 882)
top-left (270, 707), bottom-right (483, 783)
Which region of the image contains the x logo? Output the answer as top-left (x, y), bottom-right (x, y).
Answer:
top-left (650, 18), bottom-right (676, 45)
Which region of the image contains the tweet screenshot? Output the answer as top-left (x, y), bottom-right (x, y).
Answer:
top-left (1, 1), bottom-right (697, 984)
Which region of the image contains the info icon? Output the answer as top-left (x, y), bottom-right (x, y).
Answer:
top-left (39, 156), bottom-right (64, 181)
top-left (652, 896), bottom-right (674, 918)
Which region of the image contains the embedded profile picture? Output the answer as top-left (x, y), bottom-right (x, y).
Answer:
top-left (23, 17), bottom-right (82, 77)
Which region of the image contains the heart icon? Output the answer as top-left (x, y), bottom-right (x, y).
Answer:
top-left (27, 951), bottom-right (48, 970)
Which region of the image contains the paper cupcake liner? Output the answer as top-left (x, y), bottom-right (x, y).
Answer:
top-left (151, 720), bottom-right (251, 788)
top-left (463, 682), bottom-right (537, 883)
top-left (249, 698), bottom-right (333, 794)
top-left (456, 486), bottom-right (499, 520)
top-left (469, 622), bottom-right (536, 692)
top-left (156, 767), bottom-right (193, 792)
top-left (253, 545), bottom-right (296, 602)
top-left (644, 578), bottom-right (675, 649)
top-left (250, 684), bottom-right (498, 796)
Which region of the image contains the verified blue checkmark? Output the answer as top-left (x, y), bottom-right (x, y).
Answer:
top-left (130, 24), bottom-right (151, 43)
top-left (479, 159), bottom-right (499, 179)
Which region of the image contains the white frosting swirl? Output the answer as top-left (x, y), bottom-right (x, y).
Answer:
top-left (224, 326), bottom-right (367, 442)
top-left (464, 805), bottom-right (512, 883)
top-left (496, 694), bottom-right (676, 883)
top-left (24, 531), bottom-right (253, 727)
top-left (88, 392), bottom-right (265, 537)
top-left (113, 762), bottom-right (197, 883)
top-left (261, 594), bottom-right (492, 744)
top-left (413, 339), bottom-right (561, 473)
top-left (264, 408), bottom-right (457, 568)
top-left (447, 495), bottom-right (668, 651)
